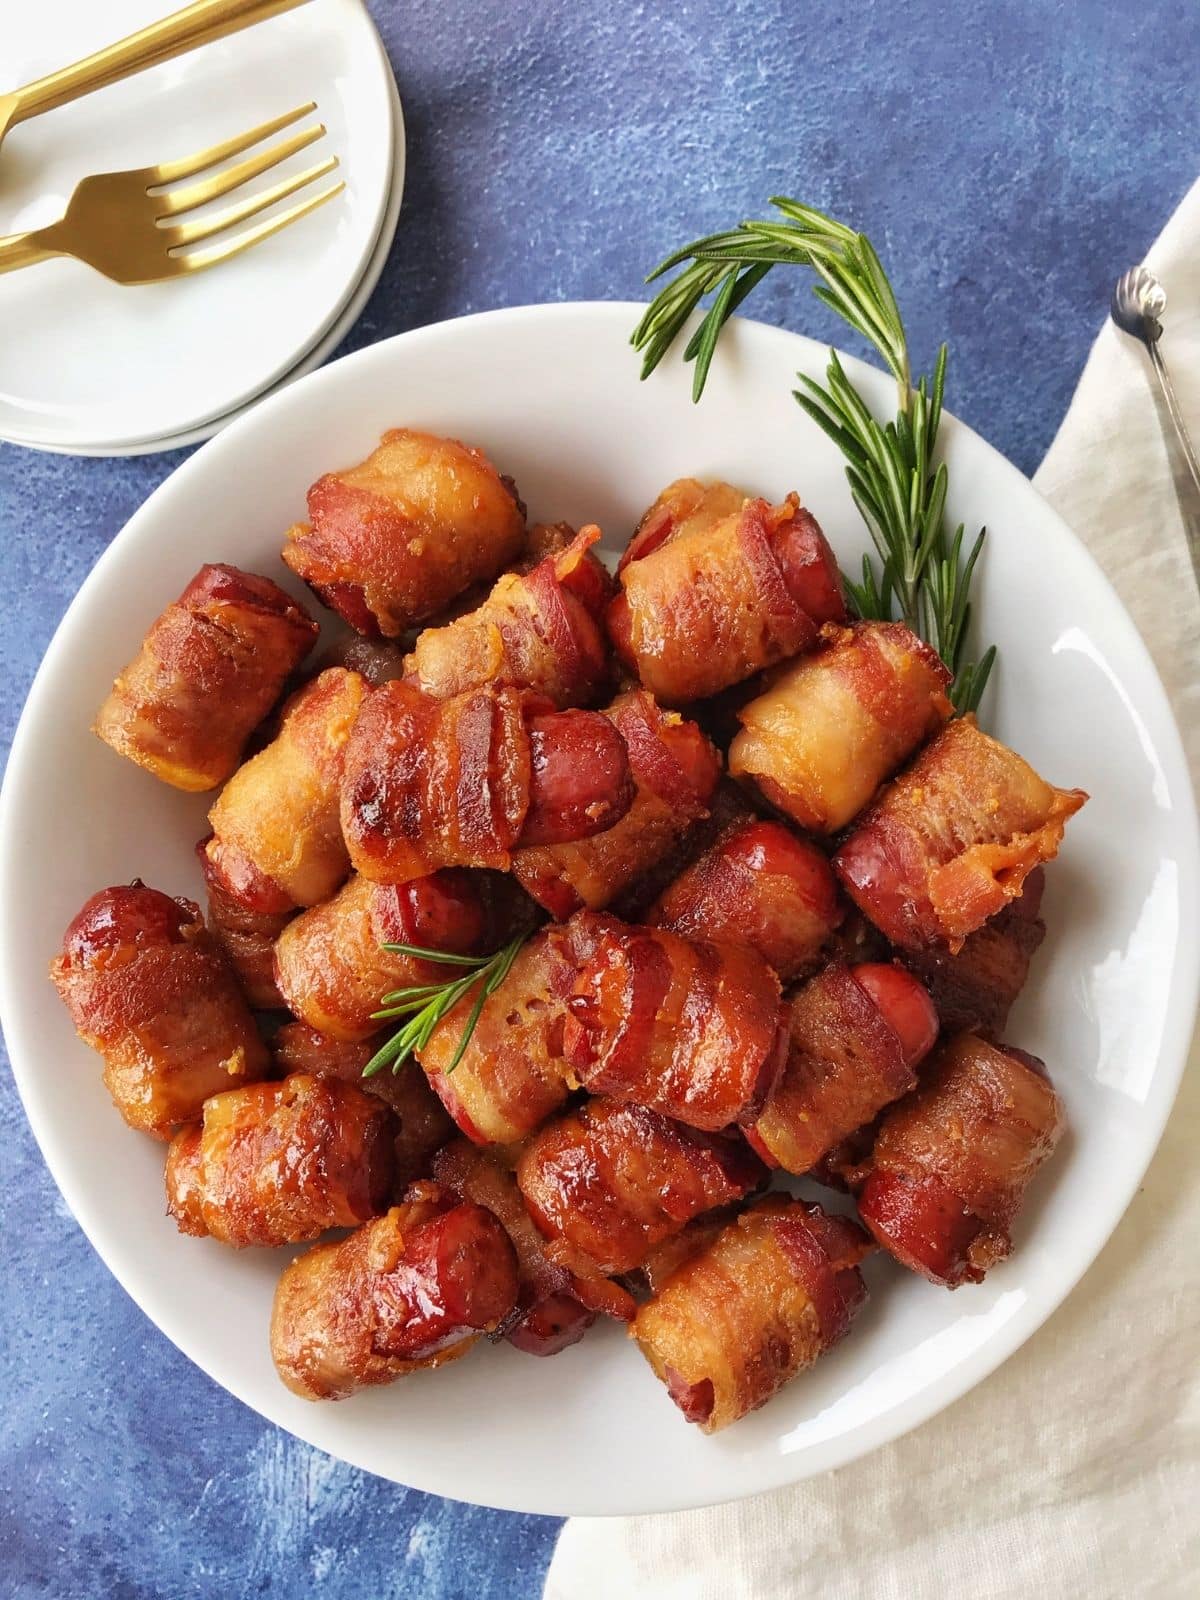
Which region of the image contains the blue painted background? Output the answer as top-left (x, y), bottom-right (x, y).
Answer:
top-left (1, 1), bottom-right (1196, 1595)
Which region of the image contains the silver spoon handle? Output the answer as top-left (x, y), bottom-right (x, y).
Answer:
top-left (1145, 338), bottom-right (1200, 586)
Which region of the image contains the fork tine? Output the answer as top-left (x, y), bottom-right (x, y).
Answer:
top-left (162, 156), bottom-right (339, 247)
top-left (173, 180), bottom-right (345, 274)
top-left (156, 124), bottom-right (326, 218)
top-left (149, 103), bottom-right (317, 186)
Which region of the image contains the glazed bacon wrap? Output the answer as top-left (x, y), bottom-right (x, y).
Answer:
top-left (746, 962), bottom-right (938, 1175)
top-left (272, 1023), bottom-right (454, 1182)
top-left (281, 428), bottom-right (527, 637)
top-left (433, 1140), bottom-right (634, 1355)
top-left (201, 871), bottom-right (292, 1010)
top-left (632, 1197), bottom-right (871, 1432)
top-left (856, 1032), bottom-right (1065, 1287)
top-left (564, 915), bottom-right (787, 1131)
top-left (203, 667), bottom-right (368, 913)
top-left (608, 484), bottom-right (846, 704)
top-left (729, 621), bottom-right (952, 833)
top-left (512, 690), bottom-right (720, 919)
top-left (645, 816), bottom-right (843, 982)
top-left (165, 1073), bottom-right (395, 1248)
top-left (273, 870), bottom-right (488, 1041)
top-left (270, 1181), bottom-right (520, 1400)
top-left (901, 867), bottom-right (1047, 1037)
top-left (516, 1100), bottom-right (766, 1275)
top-left (340, 680), bottom-right (634, 884)
top-left (94, 564), bottom-right (317, 793)
top-left (405, 526), bottom-right (614, 706)
top-left (416, 921), bottom-right (597, 1145)
top-left (50, 884), bottom-right (268, 1139)
top-left (834, 715), bottom-right (1087, 951)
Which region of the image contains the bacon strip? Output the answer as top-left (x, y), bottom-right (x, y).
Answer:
top-left (405, 526), bottom-right (615, 706)
top-left (273, 870), bottom-right (488, 1041)
top-left (281, 429), bottom-right (527, 637)
top-left (204, 668), bottom-right (368, 913)
top-left (834, 716), bottom-right (1087, 950)
top-left (564, 915), bottom-right (786, 1131)
top-left (609, 487), bottom-right (845, 703)
top-left (270, 1181), bottom-right (520, 1399)
top-left (517, 1100), bottom-right (766, 1274)
top-left (729, 621), bottom-right (952, 833)
top-left (856, 1032), bottom-right (1065, 1286)
top-left (50, 884), bottom-right (269, 1138)
top-left (746, 962), bottom-right (937, 1174)
top-left (512, 690), bottom-right (720, 918)
top-left (93, 564), bottom-right (317, 792)
top-left (165, 1073), bottom-right (395, 1247)
top-left (900, 868), bottom-right (1047, 1036)
top-left (433, 1140), bottom-right (633, 1354)
top-left (340, 680), bottom-right (633, 883)
top-left (632, 1197), bottom-right (871, 1431)
top-left (646, 817), bottom-right (843, 981)
top-left (271, 1023), bottom-right (455, 1183)
top-left (199, 859), bottom-right (293, 1009)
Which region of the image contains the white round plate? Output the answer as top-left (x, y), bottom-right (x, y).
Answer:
top-left (1, 305), bottom-right (1196, 1516)
top-left (4, 63), bottom-right (406, 458)
top-left (0, 0), bottom-right (392, 449)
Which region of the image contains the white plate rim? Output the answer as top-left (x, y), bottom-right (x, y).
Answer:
top-left (0, 43), bottom-right (405, 459)
top-left (1, 302), bottom-right (1197, 1515)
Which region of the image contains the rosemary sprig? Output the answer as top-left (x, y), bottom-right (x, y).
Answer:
top-left (362, 936), bottom-right (525, 1080)
top-left (631, 197), bottom-right (995, 714)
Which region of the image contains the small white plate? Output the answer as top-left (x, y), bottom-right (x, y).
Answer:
top-left (0, 0), bottom-right (392, 450)
top-left (1, 305), bottom-right (1196, 1516)
top-left (3, 61), bottom-right (405, 458)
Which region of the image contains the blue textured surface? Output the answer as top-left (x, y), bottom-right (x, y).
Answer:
top-left (1, 1), bottom-right (1196, 1595)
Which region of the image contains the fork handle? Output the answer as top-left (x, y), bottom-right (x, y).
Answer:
top-left (8, 0), bottom-right (312, 126)
top-left (0, 228), bottom-right (61, 274)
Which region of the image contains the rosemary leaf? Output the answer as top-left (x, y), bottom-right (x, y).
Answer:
top-left (362, 934), bottom-right (529, 1083)
top-left (631, 196), bottom-right (997, 714)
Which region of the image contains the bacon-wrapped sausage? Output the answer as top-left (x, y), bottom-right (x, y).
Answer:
top-left (271, 1181), bottom-right (520, 1400)
top-left (165, 1073), bottom-right (394, 1247)
top-left (729, 622), bottom-right (952, 833)
top-left (340, 681), bottom-right (634, 883)
top-left (564, 915), bottom-right (786, 1131)
top-left (416, 921), bottom-right (599, 1144)
top-left (94, 565), bottom-right (317, 792)
top-left (608, 487), bottom-right (845, 704)
top-left (645, 817), bottom-right (842, 982)
top-left (834, 716), bottom-right (1087, 951)
top-left (203, 668), bottom-right (367, 915)
top-left (271, 1023), bottom-right (454, 1181)
top-left (901, 868), bottom-right (1047, 1037)
top-left (50, 884), bottom-right (268, 1138)
top-left (856, 1032), bottom-right (1065, 1287)
top-left (619, 477), bottom-right (747, 569)
top-left (745, 962), bottom-right (938, 1174)
top-left (200, 863), bottom-right (293, 1009)
top-left (405, 526), bottom-right (614, 706)
top-left (632, 1197), bottom-right (871, 1431)
top-left (517, 1101), bottom-right (766, 1275)
top-left (281, 429), bottom-right (526, 637)
top-left (512, 690), bottom-right (721, 919)
top-left (273, 870), bottom-right (488, 1041)
top-left (433, 1140), bottom-right (635, 1355)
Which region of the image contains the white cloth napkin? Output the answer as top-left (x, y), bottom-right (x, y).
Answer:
top-left (545, 178), bottom-right (1200, 1600)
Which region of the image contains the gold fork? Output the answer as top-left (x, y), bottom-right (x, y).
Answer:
top-left (0, 104), bottom-right (343, 284)
top-left (0, 1), bottom-right (314, 161)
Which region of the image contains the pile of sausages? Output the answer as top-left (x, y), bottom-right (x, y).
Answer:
top-left (52, 428), bottom-right (1087, 1432)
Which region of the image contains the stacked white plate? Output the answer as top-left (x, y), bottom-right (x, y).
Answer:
top-left (0, 0), bottom-right (404, 456)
